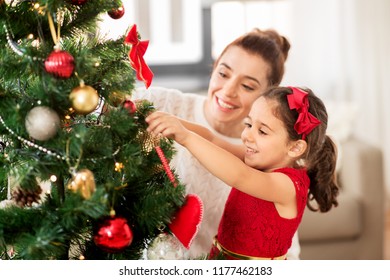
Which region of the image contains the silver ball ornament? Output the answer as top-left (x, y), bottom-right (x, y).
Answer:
top-left (147, 233), bottom-right (189, 260)
top-left (25, 106), bottom-right (60, 141)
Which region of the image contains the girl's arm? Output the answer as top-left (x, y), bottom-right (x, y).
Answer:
top-left (178, 117), bottom-right (245, 160)
top-left (146, 111), bottom-right (296, 206)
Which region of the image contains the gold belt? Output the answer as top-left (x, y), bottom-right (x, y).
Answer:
top-left (213, 236), bottom-right (286, 260)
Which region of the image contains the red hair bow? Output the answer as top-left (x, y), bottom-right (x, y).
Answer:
top-left (124, 24), bottom-right (154, 88)
top-left (287, 87), bottom-right (321, 140)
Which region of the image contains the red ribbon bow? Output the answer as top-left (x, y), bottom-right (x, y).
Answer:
top-left (287, 87), bottom-right (321, 140)
top-left (124, 24), bottom-right (154, 88)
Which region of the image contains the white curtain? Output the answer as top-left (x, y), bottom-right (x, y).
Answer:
top-left (281, 0), bottom-right (390, 200)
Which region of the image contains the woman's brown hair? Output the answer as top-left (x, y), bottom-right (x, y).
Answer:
top-left (214, 28), bottom-right (291, 86)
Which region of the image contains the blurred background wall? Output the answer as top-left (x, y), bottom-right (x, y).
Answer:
top-left (100, 0), bottom-right (390, 206)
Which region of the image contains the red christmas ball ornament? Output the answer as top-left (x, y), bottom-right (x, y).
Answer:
top-left (123, 99), bottom-right (137, 114)
top-left (45, 50), bottom-right (74, 79)
top-left (70, 0), bottom-right (88, 5)
top-left (94, 216), bottom-right (133, 253)
top-left (108, 5), bottom-right (125, 19)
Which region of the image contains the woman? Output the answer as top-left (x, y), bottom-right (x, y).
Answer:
top-left (131, 28), bottom-right (299, 259)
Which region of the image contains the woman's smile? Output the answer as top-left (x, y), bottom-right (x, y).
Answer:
top-left (215, 96), bottom-right (237, 111)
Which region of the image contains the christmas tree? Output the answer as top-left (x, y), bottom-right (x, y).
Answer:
top-left (0, 0), bottom-right (200, 260)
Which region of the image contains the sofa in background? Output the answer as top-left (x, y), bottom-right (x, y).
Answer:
top-left (298, 136), bottom-right (385, 259)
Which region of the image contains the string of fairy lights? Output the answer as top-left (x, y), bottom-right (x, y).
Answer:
top-left (0, 114), bottom-right (121, 162)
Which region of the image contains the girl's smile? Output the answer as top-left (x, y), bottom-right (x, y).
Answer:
top-left (245, 146), bottom-right (258, 156)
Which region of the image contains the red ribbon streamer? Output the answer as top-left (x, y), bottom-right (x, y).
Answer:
top-left (287, 87), bottom-right (321, 140)
top-left (155, 146), bottom-right (177, 187)
top-left (124, 24), bottom-right (154, 88)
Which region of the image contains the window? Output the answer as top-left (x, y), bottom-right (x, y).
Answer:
top-left (211, 1), bottom-right (292, 58)
top-left (97, 0), bottom-right (292, 92)
top-left (98, 0), bottom-right (202, 65)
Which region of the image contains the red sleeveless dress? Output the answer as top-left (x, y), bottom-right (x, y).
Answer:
top-left (210, 167), bottom-right (309, 259)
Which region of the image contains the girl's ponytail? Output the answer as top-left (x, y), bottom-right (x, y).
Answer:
top-left (307, 135), bottom-right (339, 212)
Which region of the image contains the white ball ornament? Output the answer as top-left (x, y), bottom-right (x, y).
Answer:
top-left (147, 233), bottom-right (189, 260)
top-left (25, 106), bottom-right (60, 141)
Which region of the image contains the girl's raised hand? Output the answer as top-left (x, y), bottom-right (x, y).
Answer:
top-left (146, 111), bottom-right (190, 145)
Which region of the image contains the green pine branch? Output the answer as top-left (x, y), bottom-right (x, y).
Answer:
top-left (0, 0), bottom-right (186, 260)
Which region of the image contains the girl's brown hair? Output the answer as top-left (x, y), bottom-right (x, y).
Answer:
top-left (262, 86), bottom-right (339, 212)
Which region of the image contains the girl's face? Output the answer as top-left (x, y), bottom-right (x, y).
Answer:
top-left (205, 46), bottom-right (270, 137)
top-left (241, 96), bottom-right (295, 171)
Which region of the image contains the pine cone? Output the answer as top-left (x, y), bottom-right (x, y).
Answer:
top-left (0, 141), bottom-right (6, 152)
top-left (12, 186), bottom-right (42, 207)
top-left (150, 163), bottom-right (164, 175)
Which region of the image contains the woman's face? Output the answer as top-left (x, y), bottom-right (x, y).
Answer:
top-left (205, 46), bottom-right (270, 137)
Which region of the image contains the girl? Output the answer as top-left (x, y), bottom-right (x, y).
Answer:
top-left (146, 86), bottom-right (339, 260)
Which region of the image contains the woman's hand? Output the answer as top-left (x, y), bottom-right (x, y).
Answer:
top-left (146, 111), bottom-right (190, 145)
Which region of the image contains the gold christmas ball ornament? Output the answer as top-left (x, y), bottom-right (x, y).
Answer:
top-left (109, 91), bottom-right (127, 107)
top-left (69, 85), bottom-right (99, 115)
top-left (68, 169), bottom-right (96, 199)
